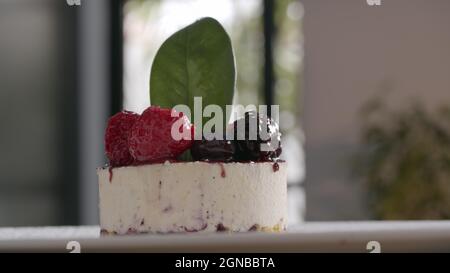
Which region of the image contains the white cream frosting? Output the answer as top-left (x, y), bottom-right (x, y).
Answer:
top-left (98, 161), bottom-right (287, 234)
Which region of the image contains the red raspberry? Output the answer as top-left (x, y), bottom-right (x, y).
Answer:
top-left (105, 110), bottom-right (139, 167)
top-left (129, 106), bottom-right (194, 163)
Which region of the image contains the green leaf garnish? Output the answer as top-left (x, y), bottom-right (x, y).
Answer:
top-left (150, 17), bottom-right (236, 127)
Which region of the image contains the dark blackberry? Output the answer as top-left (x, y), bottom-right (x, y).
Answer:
top-left (232, 111), bottom-right (282, 161)
top-left (191, 138), bottom-right (235, 162)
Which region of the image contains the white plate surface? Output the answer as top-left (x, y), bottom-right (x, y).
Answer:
top-left (0, 221), bottom-right (449, 252)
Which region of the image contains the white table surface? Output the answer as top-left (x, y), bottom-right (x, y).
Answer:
top-left (0, 221), bottom-right (449, 252)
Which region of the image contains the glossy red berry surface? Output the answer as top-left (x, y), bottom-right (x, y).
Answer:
top-left (129, 106), bottom-right (194, 163)
top-left (105, 110), bottom-right (139, 166)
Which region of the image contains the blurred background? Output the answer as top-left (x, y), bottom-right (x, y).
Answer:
top-left (0, 0), bottom-right (449, 226)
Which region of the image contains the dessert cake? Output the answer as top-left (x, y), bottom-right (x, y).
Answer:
top-left (98, 18), bottom-right (287, 235)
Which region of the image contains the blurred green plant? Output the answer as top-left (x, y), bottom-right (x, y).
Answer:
top-left (355, 97), bottom-right (450, 220)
